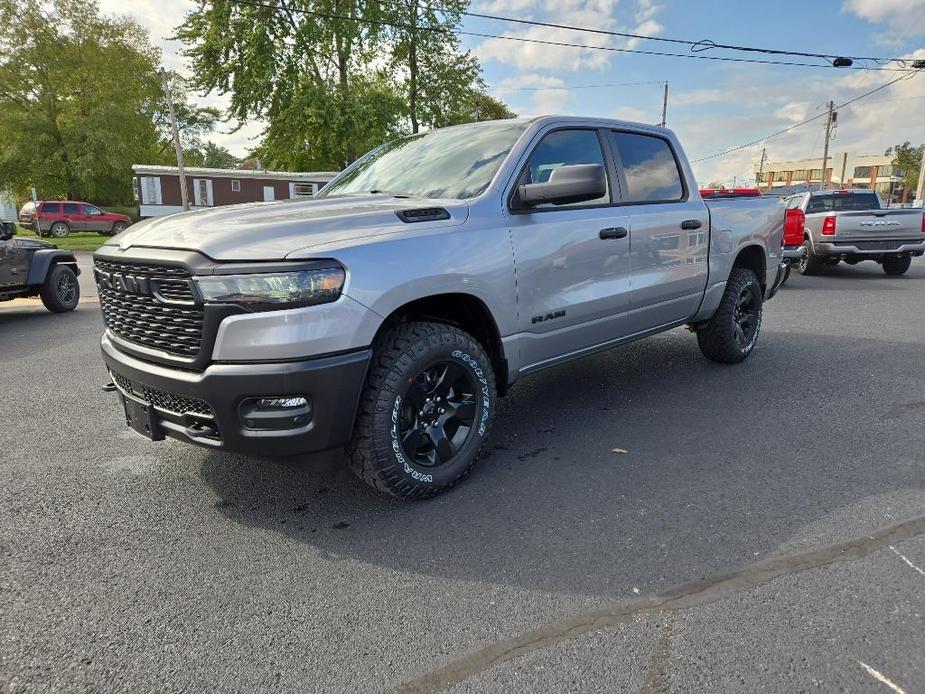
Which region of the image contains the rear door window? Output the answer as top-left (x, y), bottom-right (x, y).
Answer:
top-left (608, 131), bottom-right (684, 203)
top-left (62, 203), bottom-right (80, 215)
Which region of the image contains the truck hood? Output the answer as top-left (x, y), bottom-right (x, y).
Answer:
top-left (106, 194), bottom-right (469, 260)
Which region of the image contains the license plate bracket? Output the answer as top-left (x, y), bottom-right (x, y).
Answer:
top-left (121, 394), bottom-right (165, 441)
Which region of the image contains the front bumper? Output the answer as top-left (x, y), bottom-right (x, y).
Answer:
top-left (101, 334), bottom-right (371, 457)
top-left (816, 240), bottom-right (925, 256)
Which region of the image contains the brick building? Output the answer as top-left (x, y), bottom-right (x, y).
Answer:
top-left (132, 165), bottom-right (337, 218)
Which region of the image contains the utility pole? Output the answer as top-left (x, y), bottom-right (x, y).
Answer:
top-left (756, 147), bottom-right (767, 189)
top-left (819, 100), bottom-right (835, 191)
top-left (161, 69), bottom-right (189, 212)
top-left (659, 82), bottom-right (669, 127)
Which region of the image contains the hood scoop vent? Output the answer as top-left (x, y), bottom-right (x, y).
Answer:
top-left (395, 208), bottom-right (451, 223)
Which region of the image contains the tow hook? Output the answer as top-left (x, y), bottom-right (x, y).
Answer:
top-left (101, 381), bottom-right (117, 393)
top-left (185, 422), bottom-right (219, 439)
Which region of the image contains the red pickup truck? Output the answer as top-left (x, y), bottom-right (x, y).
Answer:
top-left (18, 201), bottom-right (132, 238)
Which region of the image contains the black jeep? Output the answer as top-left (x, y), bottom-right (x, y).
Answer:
top-left (0, 221), bottom-right (80, 312)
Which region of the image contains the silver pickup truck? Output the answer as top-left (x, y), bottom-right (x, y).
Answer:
top-left (789, 189), bottom-right (925, 276)
top-left (95, 116), bottom-right (787, 498)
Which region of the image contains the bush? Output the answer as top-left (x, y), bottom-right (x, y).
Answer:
top-left (103, 205), bottom-right (140, 222)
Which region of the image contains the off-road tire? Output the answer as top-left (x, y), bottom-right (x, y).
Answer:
top-left (882, 256), bottom-right (911, 276)
top-left (348, 321), bottom-right (496, 500)
top-left (798, 237), bottom-right (824, 275)
top-left (40, 264), bottom-right (80, 313)
top-left (50, 221), bottom-right (70, 238)
top-left (697, 267), bottom-right (763, 364)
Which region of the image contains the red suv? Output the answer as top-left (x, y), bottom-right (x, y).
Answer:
top-left (19, 201), bottom-right (132, 238)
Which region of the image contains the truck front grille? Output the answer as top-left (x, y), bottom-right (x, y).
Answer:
top-left (112, 373), bottom-right (214, 418)
top-left (95, 260), bottom-right (203, 358)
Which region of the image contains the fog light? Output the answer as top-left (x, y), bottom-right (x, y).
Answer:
top-left (257, 396), bottom-right (309, 409)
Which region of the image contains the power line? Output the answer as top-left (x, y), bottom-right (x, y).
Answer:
top-left (367, 0), bottom-right (917, 67)
top-left (491, 80), bottom-right (666, 91)
top-left (223, 0), bottom-right (912, 72)
top-left (689, 72), bottom-right (919, 163)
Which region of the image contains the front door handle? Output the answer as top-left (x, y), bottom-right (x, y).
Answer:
top-left (681, 219), bottom-right (703, 230)
top-left (599, 227), bottom-right (628, 240)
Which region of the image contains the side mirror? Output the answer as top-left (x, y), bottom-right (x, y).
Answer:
top-left (0, 222), bottom-right (15, 241)
top-left (518, 164), bottom-right (606, 207)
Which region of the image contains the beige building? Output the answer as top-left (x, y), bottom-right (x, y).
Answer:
top-left (756, 152), bottom-right (912, 202)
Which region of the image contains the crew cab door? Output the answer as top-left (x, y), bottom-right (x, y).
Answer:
top-left (0, 235), bottom-right (29, 288)
top-left (605, 130), bottom-right (709, 333)
top-left (507, 127), bottom-right (631, 370)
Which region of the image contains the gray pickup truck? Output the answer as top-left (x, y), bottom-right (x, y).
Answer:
top-left (95, 116), bottom-right (787, 498)
top-left (788, 189), bottom-right (925, 276)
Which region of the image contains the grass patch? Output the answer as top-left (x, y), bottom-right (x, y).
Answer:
top-left (15, 224), bottom-right (108, 252)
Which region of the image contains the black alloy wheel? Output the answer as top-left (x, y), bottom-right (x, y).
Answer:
top-left (398, 361), bottom-right (478, 467)
top-left (58, 271), bottom-right (76, 304)
top-left (732, 283), bottom-right (759, 349)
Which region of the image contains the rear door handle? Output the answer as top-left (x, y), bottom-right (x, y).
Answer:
top-left (681, 219), bottom-right (703, 230)
top-left (599, 227), bottom-right (628, 240)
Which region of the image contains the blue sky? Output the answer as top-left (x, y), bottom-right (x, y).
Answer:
top-left (103, 0), bottom-right (925, 184)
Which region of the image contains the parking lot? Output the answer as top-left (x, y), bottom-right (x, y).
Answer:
top-left (2, 258), bottom-right (924, 693)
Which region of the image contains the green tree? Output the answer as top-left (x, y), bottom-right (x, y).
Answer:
top-left (0, 0), bottom-right (219, 205)
top-left (177, 0), bottom-right (516, 170)
top-left (885, 142), bottom-right (923, 198)
top-left (384, 0), bottom-right (482, 133)
top-left (187, 141), bottom-right (240, 169)
top-left (440, 91), bottom-right (517, 127)
top-left (178, 0), bottom-right (394, 170)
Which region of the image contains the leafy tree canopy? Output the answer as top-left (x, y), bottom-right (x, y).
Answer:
top-left (0, 0), bottom-right (219, 205)
top-left (178, 0), bottom-right (516, 171)
top-left (885, 141), bottom-right (923, 195)
top-left (187, 141), bottom-right (240, 169)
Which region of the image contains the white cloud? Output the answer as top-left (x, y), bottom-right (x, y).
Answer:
top-left (635, 0), bottom-right (662, 23)
top-left (625, 19), bottom-right (663, 49)
top-left (682, 64), bottom-right (925, 186)
top-left (843, 0), bottom-right (925, 36)
top-left (611, 105), bottom-right (650, 122)
top-left (775, 101), bottom-right (812, 123)
top-left (671, 89), bottom-right (727, 106)
top-left (494, 74), bottom-right (570, 115)
top-left (475, 0), bottom-right (664, 72)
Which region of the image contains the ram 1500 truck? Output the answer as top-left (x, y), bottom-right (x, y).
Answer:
top-left (95, 117), bottom-right (787, 499)
top-left (788, 189), bottom-right (925, 276)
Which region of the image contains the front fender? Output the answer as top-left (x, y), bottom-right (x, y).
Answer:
top-left (25, 250), bottom-right (80, 286)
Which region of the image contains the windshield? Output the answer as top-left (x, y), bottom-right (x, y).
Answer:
top-left (322, 120), bottom-right (529, 200)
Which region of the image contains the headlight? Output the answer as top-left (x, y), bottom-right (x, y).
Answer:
top-left (194, 267), bottom-right (345, 308)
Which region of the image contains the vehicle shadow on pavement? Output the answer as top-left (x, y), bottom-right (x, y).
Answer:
top-left (199, 326), bottom-right (925, 597)
top-left (783, 262), bottom-right (925, 288)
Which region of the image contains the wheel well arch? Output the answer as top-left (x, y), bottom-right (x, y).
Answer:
top-left (25, 250), bottom-right (79, 286)
top-left (373, 293), bottom-right (509, 395)
top-left (732, 244), bottom-right (767, 291)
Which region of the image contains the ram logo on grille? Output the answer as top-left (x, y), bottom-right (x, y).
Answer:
top-left (95, 270), bottom-right (154, 296)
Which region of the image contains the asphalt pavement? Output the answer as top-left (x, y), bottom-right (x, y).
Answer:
top-left (2, 259), bottom-right (924, 693)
